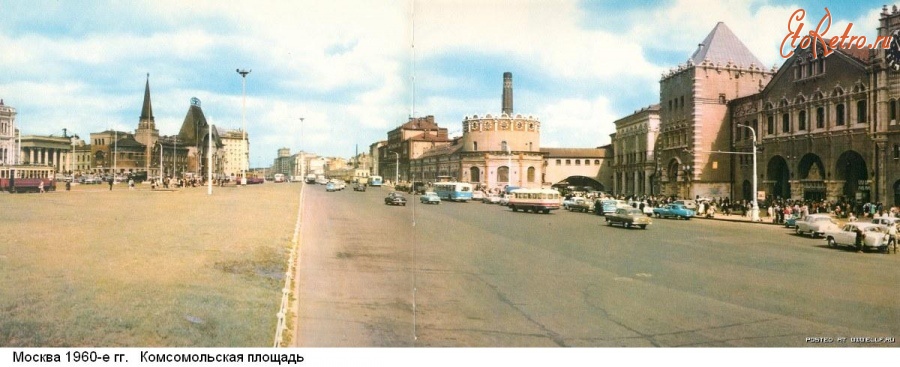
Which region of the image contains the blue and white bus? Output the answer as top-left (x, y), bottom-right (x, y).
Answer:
top-left (433, 182), bottom-right (473, 202)
top-left (368, 175), bottom-right (383, 187)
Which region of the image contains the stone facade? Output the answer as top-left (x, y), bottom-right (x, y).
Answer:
top-left (612, 104), bottom-right (660, 196)
top-left (656, 22), bottom-right (773, 200)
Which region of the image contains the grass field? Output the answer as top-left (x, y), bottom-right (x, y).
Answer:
top-left (0, 182), bottom-right (301, 347)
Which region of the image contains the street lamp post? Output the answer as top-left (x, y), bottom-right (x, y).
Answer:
top-left (237, 68), bottom-right (251, 186)
top-left (208, 124), bottom-right (214, 195)
top-left (738, 123), bottom-right (760, 222)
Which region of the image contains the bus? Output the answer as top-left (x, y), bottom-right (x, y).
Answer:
top-left (507, 188), bottom-right (561, 214)
top-left (368, 175), bottom-right (383, 187)
top-left (433, 182), bottom-right (473, 202)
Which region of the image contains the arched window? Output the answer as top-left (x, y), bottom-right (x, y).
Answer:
top-left (798, 110), bottom-right (807, 131)
top-left (498, 166), bottom-right (509, 182)
top-left (816, 107), bottom-right (824, 129)
top-left (857, 100), bottom-right (867, 123)
top-left (527, 167), bottom-right (535, 182)
top-left (836, 104), bottom-right (845, 125)
top-left (891, 99), bottom-right (897, 122)
top-left (470, 166), bottom-right (480, 182)
top-left (782, 113), bottom-right (790, 133)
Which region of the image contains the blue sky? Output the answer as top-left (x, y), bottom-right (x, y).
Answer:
top-left (0, 0), bottom-right (889, 167)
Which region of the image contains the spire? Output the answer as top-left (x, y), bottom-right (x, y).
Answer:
top-left (140, 73), bottom-right (154, 124)
top-left (689, 22), bottom-right (763, 68)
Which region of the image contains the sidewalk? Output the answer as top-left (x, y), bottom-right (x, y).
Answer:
top-left (695, 213), bottom-right (780, 225)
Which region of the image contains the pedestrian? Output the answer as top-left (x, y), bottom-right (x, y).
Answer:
top-left (108, 177), bottom-right (113, 191)
top-left (38, 180), bottom-right (45, 193)
top-left (888, 223), bottom-right (898, 254)
top-left (854, 226), bottom-right (865, 253)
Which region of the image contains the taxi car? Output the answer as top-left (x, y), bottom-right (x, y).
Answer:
top-left (606, 207), bottom-right (652, 229)
top-left (384, 192), bottom-right (407, 206)
top-left (420, 191), bottom-right (441, 205)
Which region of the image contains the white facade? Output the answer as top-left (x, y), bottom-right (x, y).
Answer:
top-left (0, 100), bottom-right (17, 165)
top-left (218, 128), bottom-right (249, 177)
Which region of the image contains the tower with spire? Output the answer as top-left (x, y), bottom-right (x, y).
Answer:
top-left (655, 22), bottom-right (773, 199)
top-left (134, 73), bottom-right (160, 172)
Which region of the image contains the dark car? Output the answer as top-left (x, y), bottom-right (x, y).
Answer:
top-left (384, 192), bottom-right (407, 206)
top-left (606, 207), bottom-right (652, 229)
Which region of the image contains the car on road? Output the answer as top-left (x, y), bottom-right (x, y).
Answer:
top-left (652, 204), bottom-right (695, 219)
top-left (794, 214), bottom-right (839, 237)
top-left (871, 216), bottom-right (900, 228)
top-left (420, 191), bottom-right (441, 204)
top-left (561, 196), bottom-right (578, 210)
top-left (384, 192), bottom-right (407, 206)
top-left (472, 190), bottom-right (485, 201)
top-left (594, 199), bottom-right (629, 216)
top-left (567, 197), bottom-right (593, 213)
top-left (326, 182), bottom-right (337, 192)
top-left (483, 194), bottom-right (501, 204)
top-left (823, 222), bottom-right (891, 252)
top-left (353, 182), bottom-right (367, 191)
top-left (606, 207), bottom-right (652, 229)
top-left (498, 195), bottom-right (510, 206)
top-left (673, 199), bottom-right (697, 210)
top-left (783, 214), bottom-right (802, 228)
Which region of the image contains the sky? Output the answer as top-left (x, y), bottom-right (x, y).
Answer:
top-left (0, 0), bottom-right (891, 167)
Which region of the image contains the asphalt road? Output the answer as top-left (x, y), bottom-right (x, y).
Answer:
top-left (293, 184), bottom-right (899, 347)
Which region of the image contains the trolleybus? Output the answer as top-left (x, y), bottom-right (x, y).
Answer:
top-left (433, 182), bottom-right (473, 202)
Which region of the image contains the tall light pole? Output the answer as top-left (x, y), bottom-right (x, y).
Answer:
top-left (237, 68), bottom-right (251, 186)
top-left (208, 124), bottom-right (214, 195)
top-left (299, 117), bottom-right (304, 179)
top-left (738, 123), bottom-right (760, 222)
top-left (157, 141), bottom-right (164, 181)
top-left (505, 141), bottom-right (513, 187)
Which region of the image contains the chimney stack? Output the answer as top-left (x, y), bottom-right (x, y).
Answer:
top-left (502, 72), bottom-right (513, 115)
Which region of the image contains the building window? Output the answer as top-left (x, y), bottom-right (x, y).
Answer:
top-left (894, 145), bottom-right (899, 160)
top-left (798, 110), bottom-right (807, 131)
top-left (782, 113), bottom-right (790, 133)
top-left (498, 166), bottom-right (509, 182)
top-left (565, 159), bottom-right (571, 165)
top-left (719, 94), bottom-right (726, 104)
top-left (594, 159), bottom-right (600, 165)
top-left (857, 100), bottom-right (867, 123)
top-left (767, 115), bottom-right (774, 135)
top-left (891, 100), bottom-right (898, 122)
top-left (817, 58), bottom-right (825, 74)
top-left (556, 159), bottom-right (561, 166)
top-left (575, 159), bottom-right (580, 165)
top-left (473, 142), bottom-right (478, 151)
top-left (816, 107), bottom-right (824, 129)
top-left (806, 62), bottom-right (813, 77)
top-left (527, 167), bottom-right (535, 182)
top-left (836, 104), bottom-right (845, 126)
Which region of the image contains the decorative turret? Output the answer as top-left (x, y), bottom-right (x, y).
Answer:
top-left (138, 73), bottom-right (155, 130)
top-left (502, 72), bottom-right (513, 115)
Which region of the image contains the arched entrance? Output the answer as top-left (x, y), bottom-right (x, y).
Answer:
top-left (835, 150), bottom-right (869, 202)
top-left (766, 156), bottom-right (791, 199)
top-left (798, 153), bottom-right (826, 200)
top-left (552, 175), bottom-right (605, 192)
top-left (666, 159), bottom-right (682, 197)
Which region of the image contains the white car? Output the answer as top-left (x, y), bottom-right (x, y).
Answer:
top-left (499, 196), bottom-right (510, 206)
top-left (472, 191), bottom-right (485, 200)
top-left (794, 214), bottom-right (840, 238)
top-left (823, 222), bottom-right (892, 252)
top-left (483, 194), bottom-right (501, 204)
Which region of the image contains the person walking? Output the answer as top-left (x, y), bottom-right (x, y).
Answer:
top-left (128, 178), bottom-right (135, 190)
top-left (38, 180), bottom-right (45, 193)
top-left (108, 176), bottom-right (113, 191)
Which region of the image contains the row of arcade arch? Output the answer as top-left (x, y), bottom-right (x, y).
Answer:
top-left (737, 150), bottom-right (870, 203)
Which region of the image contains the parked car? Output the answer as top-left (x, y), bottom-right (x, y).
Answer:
top-left (420, 191), bottom-right (441, 204)
top-left (483, 194), bottom-right (501, 204)
top-left (606, 207), bottom-right (652, 229)
top-left (326, 182), bottom-right (337, 192)
top-left (384, 192), bottom-right (407, 206)
top-left (871, 216), bottom-right (900, 227)
top-left (794, 214), bottom-right (840, 237)
top-left (567, 197), bottom-right (593, 213)
top-left (672, 200), bottom-right (697, 210)
top-left (652, 204), bottom-right (696, 219)
top-left (561, 196), bottom-right (578, 210)
top-left (823, 222), bottom-right (891, 252)
top-left (472, 190), bottom-right (485, 201)
top-left (783, 214), bottom-right (802, 228)
top-left (594, 199), bottom-right (629, 216)
top-left (498, 195), bottom-right (510, 206)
